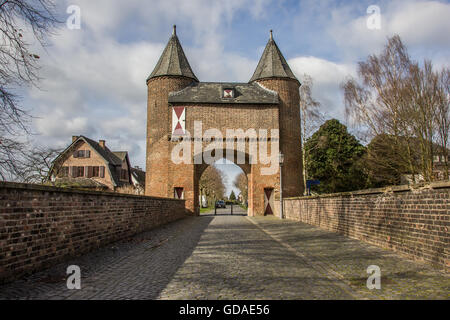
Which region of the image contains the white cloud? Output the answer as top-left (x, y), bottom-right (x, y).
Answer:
top-left (388, 1), bottom-right (450, 47)
top-left (327, 0), bottom-right (450, 60)
top-left (22, 0), bottom-right (449, 172)
top-left (99, 115), bottom-right (146, 141)
top-left (25, 0), bottom-right (269, 170)
top-left (289, 56), bottom-right (356, 119)
top-left (35, 113), bottom-right (90, 137)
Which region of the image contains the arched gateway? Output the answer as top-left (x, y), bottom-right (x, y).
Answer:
top-left (145, 26), bottom-right (304, 216)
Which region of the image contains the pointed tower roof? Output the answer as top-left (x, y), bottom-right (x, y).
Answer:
top-left (249, 30), bottom-right (298, 83)
top-left (147, 25), bottom-right (198, 82)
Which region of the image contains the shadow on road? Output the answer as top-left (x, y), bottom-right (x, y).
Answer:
top-left (0, 216), bottom-right (215, 300)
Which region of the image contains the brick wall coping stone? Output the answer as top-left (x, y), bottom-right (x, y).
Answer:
top-left (285, 180), bottom-right (450, 200)
top-left (0, 181), bottom-right (184, 202)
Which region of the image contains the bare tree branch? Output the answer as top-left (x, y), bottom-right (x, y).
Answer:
top-left (342, 35), bottom-right (450, 184)
top-left (15, 144), bottom-right (62, 183)
top-left (299, 74), bottom-right (325, 193)
top-left (233, 172), bottom-right (247, 203)
top-left (0, 0), bottom-right (60, 180)
top-left (199, 166), bottom-right (226, 205)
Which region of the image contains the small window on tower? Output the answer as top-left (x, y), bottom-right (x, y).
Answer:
top-left (223, 88), bottom-right (234, 99)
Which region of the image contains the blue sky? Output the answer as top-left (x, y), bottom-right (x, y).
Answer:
top-left (23, 0), bottom-right (450, 195)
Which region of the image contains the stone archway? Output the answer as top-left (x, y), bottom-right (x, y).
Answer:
top-left (194, 149), bottom-right (252, 216)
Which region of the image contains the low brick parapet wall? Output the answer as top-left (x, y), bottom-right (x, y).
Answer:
top-left (0, 181), bottom-right (186, 284)
top-left (284, 181), bottom-right (449, 271)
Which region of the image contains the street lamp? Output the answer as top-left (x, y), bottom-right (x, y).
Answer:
top-left (279, 152), bottom-right (284, 219)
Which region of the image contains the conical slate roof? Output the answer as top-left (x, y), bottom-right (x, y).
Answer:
top-left (249, 31), bottom-right (298, 83)
top-left (147, 26), bottom-right (198, 82)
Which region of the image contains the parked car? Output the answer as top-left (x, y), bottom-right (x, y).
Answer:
top-left (215, 200), bottom-right (226, 208)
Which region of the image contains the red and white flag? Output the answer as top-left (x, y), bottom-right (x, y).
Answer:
top-left (172, 106), bottom-right (185, 135)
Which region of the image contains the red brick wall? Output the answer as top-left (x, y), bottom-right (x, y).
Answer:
top-left (146, 76), bottom-right (194, 198)
top-left (0, 181), bottom-right (186, 284)
top-left (284, 182), bottom-right (450, 271)
top-left (167, 103), bottom-right (281, 216)
top-left (256, 79), bottom-right (304, 198)
top-left (146, 75), bottom-right (283, 216)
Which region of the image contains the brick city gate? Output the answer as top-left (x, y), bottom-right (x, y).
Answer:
top-left (145, 26), bottom-right (304, 216)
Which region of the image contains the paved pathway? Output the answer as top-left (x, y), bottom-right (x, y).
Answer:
top-left (0, 212), bottom-right (448, 300)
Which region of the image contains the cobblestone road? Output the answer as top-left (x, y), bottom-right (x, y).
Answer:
top-left (0, 210), bottom-right (448, 300)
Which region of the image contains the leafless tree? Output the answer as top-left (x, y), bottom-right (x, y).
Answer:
top-left (233, 172), bottom-right (247, 203)
top-left (0, 0), bottom-right (60, 180)
top-left (299, 74), bottom-right (324, 191)
top-left (364, 134), bottom-right (411, 186)
top-left (15, 145), bottom-right (62, 183)
top-left (0, 135), bottom-right (26, 180)
top-left (342, 35), bottom-right (449, 183)
top-left (199, 166), bottom-right (226, 204)
top-left (434, 68), bottom-right (449, 179)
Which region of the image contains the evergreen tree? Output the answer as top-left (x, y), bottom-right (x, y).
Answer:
top-left (305, 119), bottom-right (367, 194)
top-left (229, 190), bottom-right (236, 201)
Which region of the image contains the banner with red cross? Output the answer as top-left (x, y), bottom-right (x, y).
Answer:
top-left (172, 106), bottom-right (185, 136)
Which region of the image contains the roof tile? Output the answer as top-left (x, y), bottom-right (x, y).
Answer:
top-left (250, 35), bottom-right (298, 83)
top-left (147, 26), bottom-right (198, 82)
top-left (168, 82), bottom-right (279, 104)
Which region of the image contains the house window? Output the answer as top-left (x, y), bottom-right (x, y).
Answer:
top-left (69, 165), bottom-right (104, 178)
top-left (223, 88), bottom-right (234, 98)
top-left (73, 150), bottom-right (91, 158)
top-left (78, 166), bottom-right (105, 178)
top-left (76, 166), bottom-right (84, 177)
top-left (120, 169), bottom-right (128, 180)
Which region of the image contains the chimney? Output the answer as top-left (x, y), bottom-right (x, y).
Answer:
top-left (99, 140), bottom-right (106, 148)
top-left (72, 136), bottom-right (78, 143)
